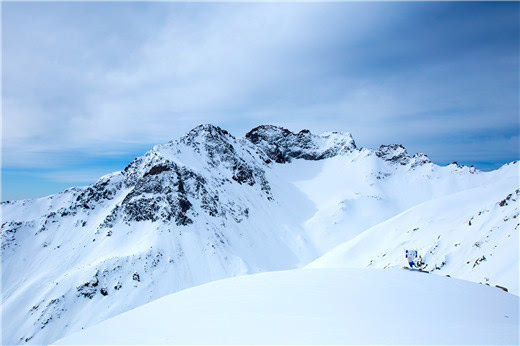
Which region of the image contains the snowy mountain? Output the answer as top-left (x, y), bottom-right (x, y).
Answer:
top-left (308, 175), bottom-right (519, 293)
top-left (245, 125), bottom-right (357, 163)
top-left (1, 124), bottom-right (518, 345)
top-left (54, 268), bottom-right (519, 345)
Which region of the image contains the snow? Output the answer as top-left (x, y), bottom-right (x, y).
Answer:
top-left (54, 268), bottom-right (519, 345)
top-left (2, 124), bottom-right (518, 345)
top-left (273, 149), bottom-right (517, 254)
top-left (307, 176), bottom-right (519, 295)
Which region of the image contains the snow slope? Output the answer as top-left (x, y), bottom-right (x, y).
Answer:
top-left (1, 125), bottom-right (318, 344)
top-left (54, 268), bottom-right (519, 345)
top-left (273, 149), bottom-right (518, 253)
top-left (308, 174), bottom-right (520, 295)
top-left (2, 124), bottom-right (518, 345)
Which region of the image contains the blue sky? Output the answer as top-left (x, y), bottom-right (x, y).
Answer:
top-left (2, 2), bottom-right (519, 201)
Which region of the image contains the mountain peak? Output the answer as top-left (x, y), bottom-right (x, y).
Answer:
top-left (245, 125), bottom-right (356, 163)
top-left (2, 122), bottom-right (517, 345)
top-left (375, 144), bottom-right (410, 165)
top-left (181, 124), bottom-right (235, 145)
top-left (374, 144), bottom-right (432, 168)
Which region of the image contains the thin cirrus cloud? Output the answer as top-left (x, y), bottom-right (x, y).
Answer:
top-left (1, 1), bottom-right (519, 201)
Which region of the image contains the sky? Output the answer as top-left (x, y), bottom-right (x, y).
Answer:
top-left (2, 1), bottom-right (519, 201)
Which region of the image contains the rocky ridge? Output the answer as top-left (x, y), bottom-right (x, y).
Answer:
top-left (1, 124), bottom-right (516, 345)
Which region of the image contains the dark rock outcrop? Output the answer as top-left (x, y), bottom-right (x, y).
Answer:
top-left (245, 125), bottom-right (356, 163)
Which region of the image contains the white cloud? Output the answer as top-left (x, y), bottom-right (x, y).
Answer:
top-left (2, 2), bottom-right (518, 172)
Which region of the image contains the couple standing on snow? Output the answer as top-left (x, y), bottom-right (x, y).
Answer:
top-left (406, 249), bottom-right (424, 268)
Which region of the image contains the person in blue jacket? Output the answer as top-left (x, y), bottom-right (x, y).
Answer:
top-left (405, 250), bottom-right (417, 268)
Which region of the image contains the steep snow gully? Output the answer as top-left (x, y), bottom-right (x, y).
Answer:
top-left (2, 124), bottom-right (518, 344)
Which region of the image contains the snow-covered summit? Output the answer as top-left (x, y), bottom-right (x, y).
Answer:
top-left (177, 124), bottom-right (238, 158)
top-left (375, 144), bottom-right (411, 165)
top-left (245, 125), bottom-right (356, 163)
top-left (373, 144), bottom-right (433, 168)
top-left (1, 124), bottom-right (518, 345)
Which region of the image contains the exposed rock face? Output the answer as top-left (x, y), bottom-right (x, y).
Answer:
top-left (410, 153), bottom-right (432, 168)
top-left (375, 144), bottom-right (411, 165)
top-left (374, 144), bottom-right (436, 169)
top-left (245, 125), bottom-right (357, 163)
top-left (2, 123), bottom-right (515, 346)
top-left (95, 124), bottom-right (273, 230)
top-left (115, 163), bottom-right (202, 226)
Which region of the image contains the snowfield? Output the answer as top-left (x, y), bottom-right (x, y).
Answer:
top-left (2, 124), bottom-right (519, 344)
top-left (308, 174), bottom-right (520, 295)
top-left (54, 268), bottom-right (519, 345)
